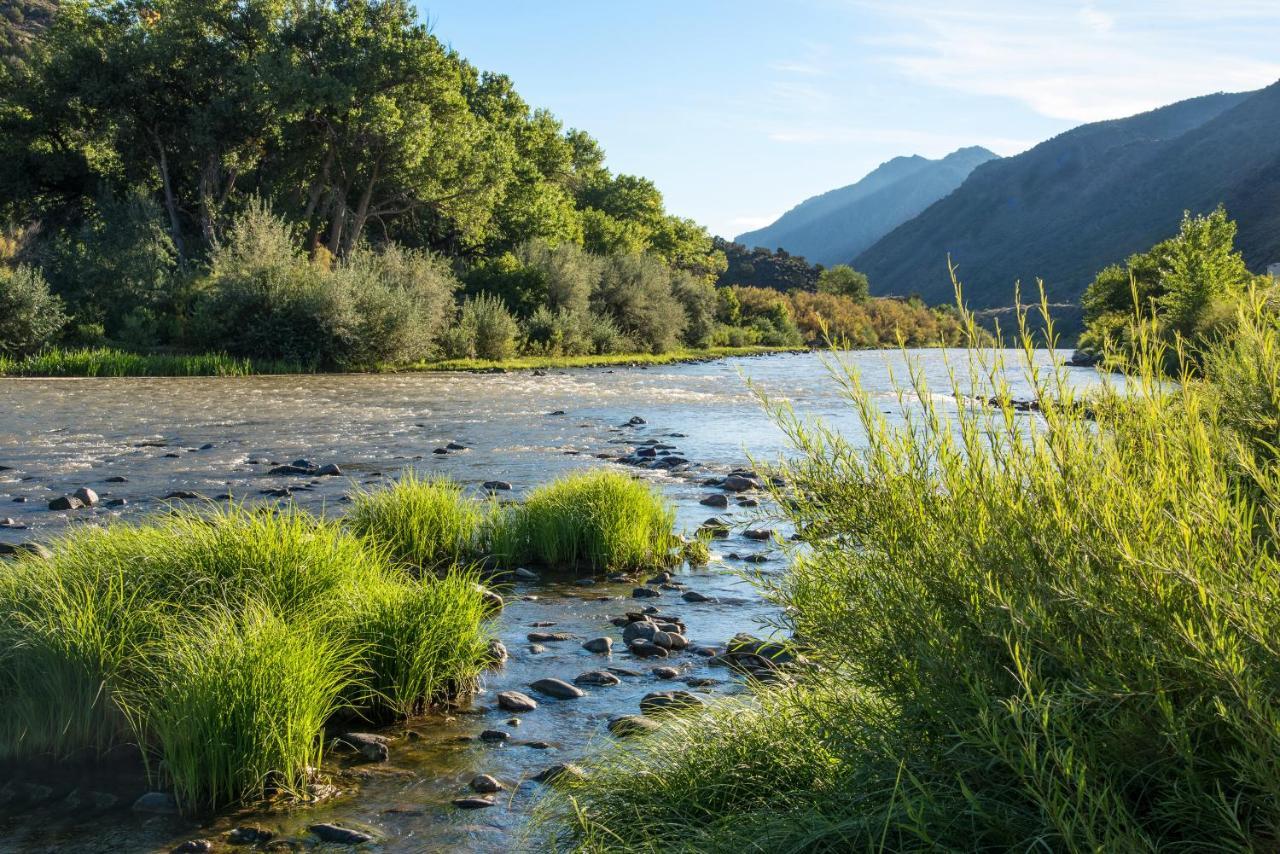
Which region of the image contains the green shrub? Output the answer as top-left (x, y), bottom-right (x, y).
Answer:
top-left (492, 470), bottom-right (679, 572)
top-left (550, 299), bottom-right (1280, 851)
top-left (0, 264), bottom-right (66, 356)
top-left (444, 293), bottom-right (519, 361)
top-left (592, 252), bottom-right (687, 353)
top-left (347, 472), bottom-right (485, 571)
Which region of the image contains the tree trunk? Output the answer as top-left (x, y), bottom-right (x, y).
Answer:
top-left (303, 146), bottom-right (336, 254)
top-left (325, 184), bottom-right (348, 258)
top-left (153, 131), bottom-right (186, 261)
top-left (344, 159), bottom-right (380, 255)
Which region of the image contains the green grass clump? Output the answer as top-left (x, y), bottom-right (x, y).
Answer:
top-left (347, 472), bottom-right (485, 572)
top-left (548, 292), bottom-right (1280, 851)
top-left (149, 605), bottom-right (357, 811)
top-left (0, 505), bottom-right (491, 811)
top-left (491, 470), bottom-right (679, 573)
top-left (0, 347), bottom-right (304, 377)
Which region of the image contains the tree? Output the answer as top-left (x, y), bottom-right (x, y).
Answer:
top-left (817, 264), bottom-right (870, 302)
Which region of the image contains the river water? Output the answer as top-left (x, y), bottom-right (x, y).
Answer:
top-left (0, 350), bottom-right (1100, 852)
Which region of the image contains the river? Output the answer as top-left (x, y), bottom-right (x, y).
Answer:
top-left (0, 350), bottom-right (1100, 852)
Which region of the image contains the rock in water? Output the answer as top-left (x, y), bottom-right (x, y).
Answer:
top-left (131, 791), bottom-right (178, 814)
top-left (573, 670), bottom-right (622, 687)
top-left (486, 639), bottom-right (509, 667)
top-left (309, 823), bottom-right (374, 844)
top-left (72, 487), bottom-right (99, 506)
top-left (582, 636), bottom-right (613, 654)
top-left (452, 796), bottom-right (495, 809)
top-left (533, 763), bottom-right (585, 784)
top-left (496, 690), bottom-right (538, 712)
top-left (483, 480), bottom-right (512, 491)
top-left (640, 690), bottom-right (705, 715)
top-left (529, 678), bottom-right (586, 699)
top-left (336, 732), bottom-right (389, 762)
top-left (470, 774), bottom-right (503, 793)
top-left (608, 715), bottom-right (662, 737)
top-left (699, 493), bottom-right (729, 508)
top-left (48, 495), bottom-right (83, 511)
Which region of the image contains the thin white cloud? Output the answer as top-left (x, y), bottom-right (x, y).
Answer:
top-left (850, 0), bottom-right (1280, 122)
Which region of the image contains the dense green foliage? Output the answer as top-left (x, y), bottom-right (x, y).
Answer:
top-left (0, 505), bottom-right (491, 811)
top-left (546, 297), bottom-right (1280, 850)
top-left (855, 86), bottom-right (1280, 320)
top-left (1079, 208), bottom-right (1268, 366)
top-left (0, 0), bottom-right (755, 367)
top-left (491, 470), bottom-right (681, 573)
top-left (737, 146), bottom-right (997, 267)
top-left (816, 263), bottom-right (870, 301)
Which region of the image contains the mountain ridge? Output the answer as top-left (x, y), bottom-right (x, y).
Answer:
top-left (853, 86), bottom-right (1278, 316)
top-left (735, 145), bottom-right (998, 267)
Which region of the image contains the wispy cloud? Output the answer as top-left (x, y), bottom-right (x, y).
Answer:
top-left (850, 0), bottom-right (1280, 122)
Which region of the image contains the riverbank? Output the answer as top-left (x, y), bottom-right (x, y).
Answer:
top-left (0, 345), bottom-right (801, 378)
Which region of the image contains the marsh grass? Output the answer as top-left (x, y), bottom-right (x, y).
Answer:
top-left (0, 347), bottom-right (306, 377)
top-left (546, 287), bottom-right (1280, 851)
top-left (491, 470), bottom-right (680, 573)
top-left (347, 471), bottom-right (485, 572)
top-left (0, 504), bottom-right (491, 811)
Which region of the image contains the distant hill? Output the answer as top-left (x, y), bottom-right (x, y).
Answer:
top-left (1, 0), bottom-right (57, 72)
top-left (735, 146), bottom-right (998, 267)
top-left (854, 85), bottom-right (1280, 320)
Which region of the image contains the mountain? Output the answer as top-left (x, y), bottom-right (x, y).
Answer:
top-left (854, 85), bottom-right (1280, 316)
top-left (1, 0), bottom-right (58, 72)
top-left (735, 146), bottom-right (999, 267)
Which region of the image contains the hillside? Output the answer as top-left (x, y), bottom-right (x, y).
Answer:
top-left (854, 86), bottom-right (1280, 317)
top-left (1, 0), bottom-right (56, 72)
top-left (735, 146), bottom-right (998, 266)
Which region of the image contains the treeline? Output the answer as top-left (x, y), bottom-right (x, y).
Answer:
top-left (0, 0), bottom-right (963, 368)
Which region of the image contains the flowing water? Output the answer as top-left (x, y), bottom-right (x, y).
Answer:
top-left (0, 350), bottom-right (1102, 852)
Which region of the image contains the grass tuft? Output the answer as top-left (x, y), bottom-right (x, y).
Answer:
top-left (0, 504), bottom-right (491, 811)
top-left (347, 472), bottom-right (485, 572)
top-left (491, 470), bottom-right (680, 573)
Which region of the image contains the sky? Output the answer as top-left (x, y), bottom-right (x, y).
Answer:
top-left (418, 1), bottom-right (1280, 240)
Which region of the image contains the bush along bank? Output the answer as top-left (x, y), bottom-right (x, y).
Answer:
top-left (540, 297), bottom-right (1280, 852)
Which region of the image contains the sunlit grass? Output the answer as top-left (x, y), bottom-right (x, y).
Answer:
top-left (491, 470), bottom-right (680, 573)
top-left (0, 504), bottom-right (491, 811)
top-left (544, 287), bottom-right (1280, 850)
top-left (0, 347), bottom-right (305, 377)
top-left (347, 471), bottom-right (485, 572)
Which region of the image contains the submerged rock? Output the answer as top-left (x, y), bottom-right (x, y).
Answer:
top-left (226, 825), bottom-right (275, 844)
top-left (527, 631), bottom-right (575, 642)
top-left (453, 795), bottom-right (495, 810)
top-left (533, 762), bottom-right (584, 784)
top-left (131, 791), bottom-right (178, 814)
top-left (682, 590), bottom-right (716, 603)
top-left (170, 841), bottom-right (214, 853)
top-left (573, 670), bottom-right (621, 687)
top-left (309, 823), bottom-right (374, 844)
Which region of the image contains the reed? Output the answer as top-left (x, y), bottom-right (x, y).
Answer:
top-left (544, 289), bottom-right (1280, 851)
top-left (347, 472), bottom-right (485, 572)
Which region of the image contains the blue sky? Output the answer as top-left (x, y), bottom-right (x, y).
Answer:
top-left (419, 1), bottom-right (1280, 240)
